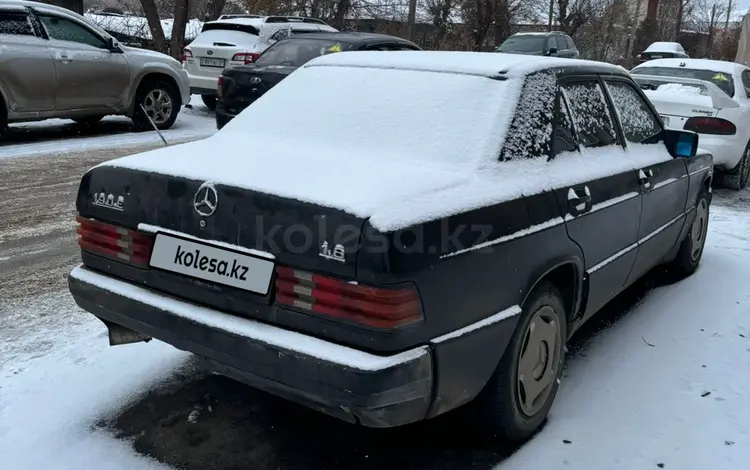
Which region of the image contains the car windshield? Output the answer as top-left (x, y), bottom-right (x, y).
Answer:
top-left (632, 66), bottom-right (735, 97)
top-left (254, 38), bottom-right (347, 67)
top-left (497, 35), bottom-right (546, 53)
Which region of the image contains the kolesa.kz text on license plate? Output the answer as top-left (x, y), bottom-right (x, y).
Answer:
top-left (149, 234), bottom-right (274, 294)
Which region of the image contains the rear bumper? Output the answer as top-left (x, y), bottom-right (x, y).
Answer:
top-left (215, 103), bottom-right (236, 129)
top-left (68, 265), bottom-right (434, 427)
top-left (693, 135), bottom-right (745, 170)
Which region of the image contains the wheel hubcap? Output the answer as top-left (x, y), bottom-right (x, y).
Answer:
top-left (516, 305), bottom-right (562, 417)
top-left (143, 89), bottom-right (173, 125)
top-left (691, 198), bottom-right (708, 261)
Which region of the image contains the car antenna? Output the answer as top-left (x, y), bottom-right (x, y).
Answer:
top-left (139, 104), bottom-right (169, 147)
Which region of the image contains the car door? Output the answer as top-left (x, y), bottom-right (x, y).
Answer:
top-left (35, 11), bottom-right (130, 111)
top-left (603, 78), bottom-right (690, 284)
top-left (0, 8), bottom-right (56, 113)
top-left (553, 76), bottom-right (643, 322)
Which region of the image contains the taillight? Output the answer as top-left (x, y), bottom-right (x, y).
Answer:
top-left (76, 215), bottom-right (154, 266)
top-left (217, 75), bottom-right (223, 100)
top-left (274, 267), bottom-right (423, 329)
top-left (181, 48), bottom-right (192, 63)
top-left (232, 52), bottom-right (259, 64)
top-left (684, 116), bottom-right (736, 135)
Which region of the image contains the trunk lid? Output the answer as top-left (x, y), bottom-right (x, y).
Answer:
top-left (77, 165), bottom-right (367, 283)
top-left (220, 64), bottom-right (296, 111)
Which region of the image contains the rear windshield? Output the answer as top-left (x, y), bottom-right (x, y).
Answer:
top-left (201, 22), bottom-right (259, 36)
top-left (632, 66), bottom-right (735, 97)
top-left (192, 29), bottom-right (258, 46)
top-left (641, 52), bottom-right (679, 60)
top-left (497, 35), bottom-right (546, 53)
top-left (254, 38), bottom-right (348, 67)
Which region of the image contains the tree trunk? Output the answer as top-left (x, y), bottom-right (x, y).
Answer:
top-left (494, 0), bottom-right (511, 47)
top-left (140, 0), bottom-right (166, 53)
top-left (334, 0), bottom-right (351, 31)
top-left (204, 0), bottom-right (226, 21)
top-left (170, 0), bottom-right (190, 59)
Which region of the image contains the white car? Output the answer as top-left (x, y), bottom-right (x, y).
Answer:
top-left (636, 41), bottom-right (689, 64)
top-left (631, 58), bottom-right (750, 189)
top-left (182, 16), bottom-right (337, 109)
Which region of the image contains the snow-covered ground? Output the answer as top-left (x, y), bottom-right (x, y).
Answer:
top-left (1, 95), bottom-right (215, 160)
top-left (1, 117), bottom-right (748, 469)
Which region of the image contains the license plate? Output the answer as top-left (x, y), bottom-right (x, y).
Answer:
top-left (199, 57), bottom-right (226, 68)
top-left (149, 234), bottom-right (274, 295)
top-left (661, 115), bottom-right (670, 126)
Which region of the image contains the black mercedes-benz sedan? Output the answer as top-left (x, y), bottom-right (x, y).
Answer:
top-left (215, 32), bottom-right (421, 128)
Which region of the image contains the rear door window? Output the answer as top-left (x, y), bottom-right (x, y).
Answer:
top-left (605, 80), bottom-right (662, 143)
top-left (561, 80), bottom-right (619, 148)
top-left (553, 93), bottom-right (578, 156)
top-left (38, 14), bottom-right (108, 48)
top-left (0, 11), bottom-right (34, 36)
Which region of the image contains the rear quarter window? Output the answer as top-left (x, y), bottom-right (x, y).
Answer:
top-left (500, 69), bottom-right (560, 161)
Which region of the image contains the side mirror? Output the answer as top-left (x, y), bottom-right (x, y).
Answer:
top-left (664, 129), bottom-right (699, 158)
top-left (108, 37), bottom-right (122, 52)
top-left (547, 47), bottom-right (558, 56)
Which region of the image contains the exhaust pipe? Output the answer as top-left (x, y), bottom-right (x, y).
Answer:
top-left (102, 320), bottom-right (152, 346)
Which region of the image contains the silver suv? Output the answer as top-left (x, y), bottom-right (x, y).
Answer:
top-left (0, 0), bottom-right (190, 133)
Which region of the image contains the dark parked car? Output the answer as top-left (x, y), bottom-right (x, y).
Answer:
top-left (634, 41), bottom-right (689, 66)
top-left (215, 32), bottom-right (421, 128)
top-left (69, 51), bottom-right (712, 442)
top-left (496, 32), bottom-right (579, 58)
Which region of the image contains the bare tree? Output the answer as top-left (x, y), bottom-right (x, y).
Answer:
top-left (170, 0), bottom-right (190, 58)
top-left (139, 0), bottom-right (166, 52)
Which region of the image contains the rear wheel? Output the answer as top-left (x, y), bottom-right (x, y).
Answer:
top-left (720, 143), bottom-right (750, 190)
top-left (667, 188), bottom-right (710, 278)
top-left (201, 94), bottom-right (217, 111)
top-left (473, 282), bottom-right (567, 442)
top-left (132, 79), bottom-right (180, 131)
top-left (0, 96), bottom-right (7, 138)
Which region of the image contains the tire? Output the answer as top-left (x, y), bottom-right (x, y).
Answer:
top-left (473, 282), bottom-right (568, 442)
top-left (131, 79), bottom-right (180, 131)
top-left (720, 143), bottom-right (750, 190)
top-left (201, 94), bottom-right (217, 111)
top-left (667, 188), bottom-right (710, 278)
top-left (72, 116), bottom-right (104, 127)
top-left (0, 96), bottom-right (7, 138)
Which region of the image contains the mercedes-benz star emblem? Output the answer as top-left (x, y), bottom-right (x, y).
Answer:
top-left (250, 77), bottom-right (262, 84)
top-left (207, 50), bottom-right (214, 55)
top-left (194, 182), bottom-right (218, 217)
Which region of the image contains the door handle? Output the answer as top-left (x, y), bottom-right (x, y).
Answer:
top-left (567, 186), bottom-right (592, 215)
top-left (638, 169), bottom-right (654, 189)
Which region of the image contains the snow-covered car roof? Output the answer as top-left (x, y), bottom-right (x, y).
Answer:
top-left (99, 51), bottom-right (632, 231)
top-left (305, 50), bottom-right (623, 78)
top-left (644, 42), bottom-right (685, 53)
top-left (633, 58), bottom-right (748, 76)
